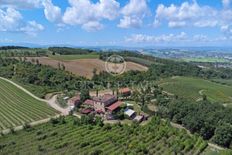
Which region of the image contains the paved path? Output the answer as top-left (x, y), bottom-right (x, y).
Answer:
top-left (0, 77), bottom-right (70, 116)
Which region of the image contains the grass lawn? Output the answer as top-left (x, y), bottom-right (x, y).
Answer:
top-left (48, 53), bottom-right (99, 61)
top-left (158, 76), bottom-right (232, 104)
top-left (0, 78), bottom-right (58, 130)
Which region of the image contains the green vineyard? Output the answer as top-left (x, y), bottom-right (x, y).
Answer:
top-left (0, 116), bottom-right (208, 155)
top-left (0, 78), bottom-right (57, 130)
top-left (159, 76), bottom-right (232, 103)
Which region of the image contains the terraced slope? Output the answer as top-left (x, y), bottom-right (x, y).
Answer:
top-left (0, 78), bottom-right (57, 130)
top-left (0, 116), bottom-right (208, 155)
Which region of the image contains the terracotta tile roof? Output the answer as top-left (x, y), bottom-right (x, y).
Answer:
top-left (119, 88), bottom-right (131, 93)
top-left (107, 101), bottom-right (123, 111)
top-left (81, 108), bottom-right (93, 114)
top-left (93, 94), bottom-right (116, 103)
top-left (96, 110), bottom-right (104, 114)
top-left (68, 95), bottom-right (81, 106)
top-left (84, 99), bottom-right (94, 106)
top-left (69, 95), bottom-right (80, 101)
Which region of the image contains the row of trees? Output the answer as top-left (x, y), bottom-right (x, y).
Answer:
top-left (0, 49), bottom-right (47, 57)
top-left (48, 47), bottom-right (94, 55)
top-left (0, 46), bottom-right (28, 50)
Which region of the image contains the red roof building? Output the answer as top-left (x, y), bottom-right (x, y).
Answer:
top-left (96, 109), bottom-right (104, 114)
top-left (68, 95), bottom-right (81, 107)
top-left (92, 94), bottom-right (117, 113)
top-left (92, 94), bottom-right (117, 106)
top-left (119, 88), bottom-right (131, 96)
top-left (107, 101), bottom-right (123, 112)
top-left (81, 108), bottom-right (93, 114)
top-left (84, 99), bottom-right (94, 106)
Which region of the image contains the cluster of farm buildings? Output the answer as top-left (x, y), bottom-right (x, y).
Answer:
top-left (66, 88), bottom-right (147, 123)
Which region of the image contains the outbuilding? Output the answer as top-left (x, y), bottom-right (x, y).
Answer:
top-left (119, 88), bottom-right (131, 97)
top-left (134, 115), bottom-right (144, 123)
top-left (124, 109), bottom-right (136, 119)
top-left (68, 95), bottom-right (81, 107)
top-left (106, 101), bottom-right (123, 112)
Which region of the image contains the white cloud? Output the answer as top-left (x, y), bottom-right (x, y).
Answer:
top-left (193, 34), bottom-right (209, 42)
top-left (0, 0), bottom-right (42, 9)
top-left (42, 0), bottom-right (61, 22)
top-left (81, 21), bottom-right (103, 32)
top-left (0, 7), bottom-right (22, 31)
top-left (0, 38), bottom-right (13, 43)
top-left (125, 32), bottom-right (230, 44)
top-left (126, 32), bottom-right (187, 43)
top-left (221, 25), bottom-right (232, 39)
top-left (118, 16), bottom-right (143, 28)
top-left (168, 21), bottom-right (186, 28)
top-left (118, 0), bottom-right (149, 28)
top-left (62, 0), bottom-right (119, 31)
top-left (154, 1), bottom-right (218, 28)
top-left (0, 7), bottom-right (44, 35)
top-left (19, 21), bottom-right (44, 36)
top-left (222, 0), bottom-right (231, 8)
top-left (194, 20), bottom-right (218, 27)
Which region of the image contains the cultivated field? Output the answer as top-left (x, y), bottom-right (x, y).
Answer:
top-left (26, 57), bottom-right (148, 79)
top-left (0, 116), bottom-right (208, 155)
top-left (159, 76), bottom-right (232, 103)
top-left (0, 78), bottom-right (57, 130)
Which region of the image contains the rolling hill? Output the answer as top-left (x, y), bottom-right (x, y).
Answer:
top-left (26, 57), bottom-right (148, 79)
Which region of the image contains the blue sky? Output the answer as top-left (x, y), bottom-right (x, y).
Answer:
top-left (0, 0), bottom-right (232, 47)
